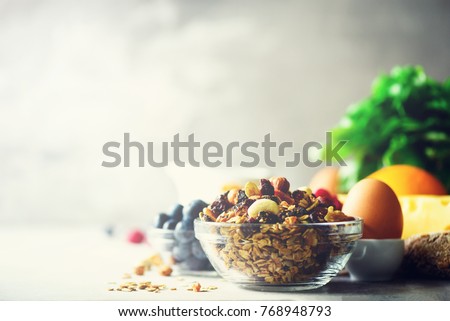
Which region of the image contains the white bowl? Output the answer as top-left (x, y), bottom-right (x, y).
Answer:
top-left (346, 239), bottom-right (404, 281)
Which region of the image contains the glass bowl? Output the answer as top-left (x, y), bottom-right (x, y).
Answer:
top-left (194, 218), bottom-right (362, 291)
top-left (148, 227), bottom-right (215, 276)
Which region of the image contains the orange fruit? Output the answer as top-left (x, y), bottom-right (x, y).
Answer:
top-left (368, 165), bottom-right (447, 196)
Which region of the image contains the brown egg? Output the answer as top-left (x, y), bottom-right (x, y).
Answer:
top-left (342, 178), bottom-right (403, 239)
top-left (309, 167), bottom-right (339, 194)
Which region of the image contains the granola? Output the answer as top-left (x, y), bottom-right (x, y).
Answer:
top-left (198, 177), bottom-right (358, 284)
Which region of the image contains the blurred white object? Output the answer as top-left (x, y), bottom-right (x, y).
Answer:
top-left (346, 239), bottom-right (404, 281)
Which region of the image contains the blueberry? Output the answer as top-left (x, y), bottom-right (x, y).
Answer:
top-left (191, 240), bottom-right (207, 260)
top-left (154, 213), bottom-right (170, 228)
top-left (162, 218), bottom-right (178, 230)
top-left (181, 256), bottom-right (213, 271)
top-left (159, 239), bottom-right (175, 252)
top-left (168, 204), bottom-right (183, 222)
top-left (174, 221), bottom-right (195, 243)
top-left (183, 199), bottom-right (207, 222)
top-left (172, 243), bottom-right (192, 262)
top-left (181, 218), bottom-right (194, 230)
top-left (104, 225), bottom-right (114, 237)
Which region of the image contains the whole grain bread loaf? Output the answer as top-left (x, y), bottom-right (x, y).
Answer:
top-left (402, 231), bottom-right (450, 279)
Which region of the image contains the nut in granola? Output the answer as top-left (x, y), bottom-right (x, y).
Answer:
top-left (270, 177), bottom-right (290, 193)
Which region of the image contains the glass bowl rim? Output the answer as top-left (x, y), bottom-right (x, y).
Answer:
top-left (194, 217), bottom-right (363, 228)
top-left (148, 227), bottom-right (175, 234)
top-left (148, 226), bottom-right (197, 238)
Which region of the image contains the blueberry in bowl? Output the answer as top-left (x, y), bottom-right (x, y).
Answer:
top-left (149, 201), bottom-right (215, 275)
top-left (154, 212), bottom-right (170, 229)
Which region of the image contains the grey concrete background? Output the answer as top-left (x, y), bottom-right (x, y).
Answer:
top-left (1, 0), bottom-right (449, 225)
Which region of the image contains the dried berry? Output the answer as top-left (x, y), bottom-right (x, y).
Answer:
top-left (239, 198), bottom-right (253, 208)
top-left (261, 195), bottom-right (281, 204)
top-left (292, 190), bottom-right (305, 203)
top-left (260, 179), bottom-right (275, 196)
top-left (237, 190), bottom-right (248, 204)
top-left (210, 194), bottom-right (231, 215)
top-left (257, 211), bottom-right (282, 224)
top-left (297, 207), bottom-right (308, 216)
top-left (309, 212), bottom-right (325, 223)
top-left (240, 223), bottom-right (260, 238)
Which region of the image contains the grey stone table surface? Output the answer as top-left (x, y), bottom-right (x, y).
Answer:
top-left (306, 276), bottom-right (449, 301)
top-left (0, 226), bottom-right (448, 301)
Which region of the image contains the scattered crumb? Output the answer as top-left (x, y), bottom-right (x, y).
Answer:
top-left (192, 282), bottom-right (201, 292)
top-left (109, 281), bottom-right (166, 293)
top-left (109, 278), bottom-right (217, 294)
top-left (139, 253), bottom-right (164, 271)
top-left (158, 265), bottom-right (173, 276)
top-left (139, 260), bottom-right (152, 271)
top-left (111, 251), bottom-right (217, 295)
top-left (134, 265), bottom-right (145, 276)
top-left (121, 288), bottom-right (134, 292)
top-left (149, 254), bottom-right (163, 266)
top-left (138, 282), bottom-right (151, 290)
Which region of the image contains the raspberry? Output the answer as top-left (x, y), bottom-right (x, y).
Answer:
top-left (314, 188), bottom-right (343, 210)
top-left (127, 229), bottom-right (146, 244)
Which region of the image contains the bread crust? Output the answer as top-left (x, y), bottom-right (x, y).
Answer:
top-left (403, 231), bottom-right (450, 279)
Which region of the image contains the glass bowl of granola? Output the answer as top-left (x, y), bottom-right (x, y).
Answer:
top-left (194, 177), bottom-right (362, 291)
